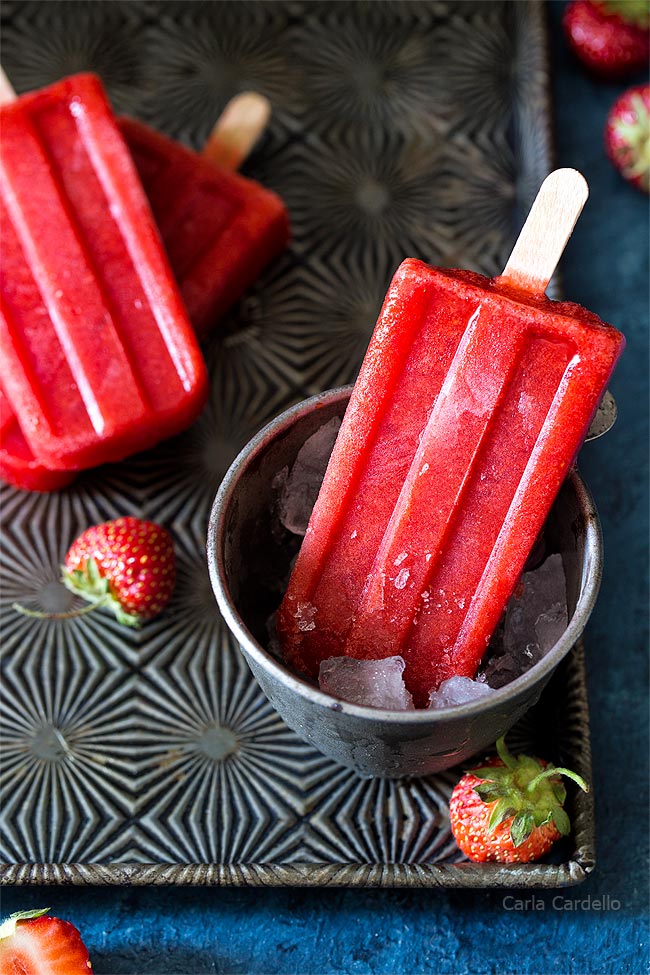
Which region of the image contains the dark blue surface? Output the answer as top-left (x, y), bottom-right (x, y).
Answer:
top-left (1, 3), bottom-right (648, 973)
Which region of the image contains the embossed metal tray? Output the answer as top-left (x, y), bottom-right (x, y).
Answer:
top-left (0, 0), bottom-right (595, 887)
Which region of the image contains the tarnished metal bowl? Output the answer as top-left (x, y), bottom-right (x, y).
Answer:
top-left (208, 388), bottom-right (602, 778)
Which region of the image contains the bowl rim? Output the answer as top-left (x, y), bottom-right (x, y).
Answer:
top-left (207, 386), bottom-right (602, 723)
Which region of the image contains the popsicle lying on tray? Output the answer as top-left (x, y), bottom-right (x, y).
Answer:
top-left (0, 74), bottom-right (288, 491)
top-left (0, 384), bottom-right (75, 492)
top-left (120, 96), bottom-right (289, 340)
top-left (0, 73), bottom-right (208, 471)
top-left (277, 170), bottom-right (624, 706)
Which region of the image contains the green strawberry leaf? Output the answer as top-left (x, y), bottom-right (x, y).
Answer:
top-left (7, 909), bottom-right (50, 921)
top-left (112, 604), bottom-right (142, 627)
top-left (87, 556), bottom-right (101, 587)
top-left (495, 736), bottom-right (518, 770)
top-left (552, 780), bottom-right (567, 805)
top-left (534, 810), bottom-right (553, 828)
top-left (461, 736), bottom-right (587, 858)
top-left (0, 908), bottom-right (50, 940)
top-left (551, 805), bottom-right (571, 837)
top-left (61, 560), bottom-right (141, 628)
top-left (600, 0), bottom-right (650, 28)
top-left (510, 810), bottom-right (534, 847)
top-left (474, 782), bottom-right (505, 803)
top-left (519, 755), bottom-right (545, 777)
top-left (487, 799), bottom-right (516, 833)
top-left (471, 766), bottom-right (510, 782)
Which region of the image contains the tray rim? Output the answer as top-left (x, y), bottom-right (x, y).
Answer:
top-left (0, 0), bottom-right (596, 891)
top-left (0, 642), bottom-right (596, 889)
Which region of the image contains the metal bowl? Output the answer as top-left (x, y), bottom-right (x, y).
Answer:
top-left (208, 388), bottom-right (602, 778)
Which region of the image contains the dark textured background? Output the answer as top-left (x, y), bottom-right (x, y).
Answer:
top-left (1, 1), bottom-right (648, 973)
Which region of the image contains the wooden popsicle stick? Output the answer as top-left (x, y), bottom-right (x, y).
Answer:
top-left (0, 68), bottom-right (272, 173)
top-left (0, 66), bottom-right (16, 106)
top-left (497, 168), bottom-right (589, 295)
top-left (202, 91), bottom-right (271, 171)
top-left (497, 168), bottom-right (614, 440)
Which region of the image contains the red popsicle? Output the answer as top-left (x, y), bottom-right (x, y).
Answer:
top-left (277, 170), bottom-right (624, 706)
top-left (0, 77), bottom-right (288, 491)
top-left (0, 73), bottom-right (208, 471)
top-left (0, 384), bottom-right (75, 492)
top-left (120, 101), bottom-right (289, 339)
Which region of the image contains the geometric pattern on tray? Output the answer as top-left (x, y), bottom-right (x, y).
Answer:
top-left (0, 0), bottom-right (593, 886)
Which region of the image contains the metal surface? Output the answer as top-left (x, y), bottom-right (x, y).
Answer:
top-left (0, 0), bottom-right (597, 887)
top-left (585, 390), bottom-right (618, 441)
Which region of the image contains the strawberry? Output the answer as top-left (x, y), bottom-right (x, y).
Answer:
top-left (449, 737), bottom-right (589, 863)
top-left (0, 908), bottom-right (92, 974)
top-left (563, 0), bottom-right (650, 79)
top-left (61, 516), bottom-right (176, 625)
top-left (604, 83), bottom-right (650, 192)
top-left (14, 517), bottom-right (176, 627)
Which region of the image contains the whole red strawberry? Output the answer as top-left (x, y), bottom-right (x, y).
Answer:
top-left (61, 517), bottom-right (176, 626)
top-left (14, 517), bottom-right (176, 627)
top-left (0, 908), bottom-right (92, 974)
top-left (449, 737), bottom-right (589, 863)
top-left (605, 83), bottom-right (650, 192)
top-left (563, 0), bottom-right (650, 78)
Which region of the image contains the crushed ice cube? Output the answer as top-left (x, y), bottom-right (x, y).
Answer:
top-left (503, 553), bottom-right (567, 656)
top-left (481, 553), bottom-right (568, 689)
top-left (535, 602), bottom-right (569, 654)
top-left (278, 417), bottom-right (341, 535)
top-left (428, 676), bottom-right (495, 709)
top-left (319, 655), bottom-right (415, 711)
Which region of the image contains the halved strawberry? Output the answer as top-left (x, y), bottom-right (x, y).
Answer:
top-left (0, 909), bottom-right (92, 974)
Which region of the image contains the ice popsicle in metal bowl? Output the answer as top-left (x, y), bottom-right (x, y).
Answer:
top-left (277, 169), bottom-right (624, 706)
top-left (209, 168), bottom-right (623, 776)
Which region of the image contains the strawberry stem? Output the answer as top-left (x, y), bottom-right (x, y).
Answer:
top-left (12, 599), bottom-right (108, 621)
top-left (61, 558), bottom-right (142, 627)
top-left (527, 766), bottom-right (589, 794)
top-left (495, 736), bottom-right (518, 769)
